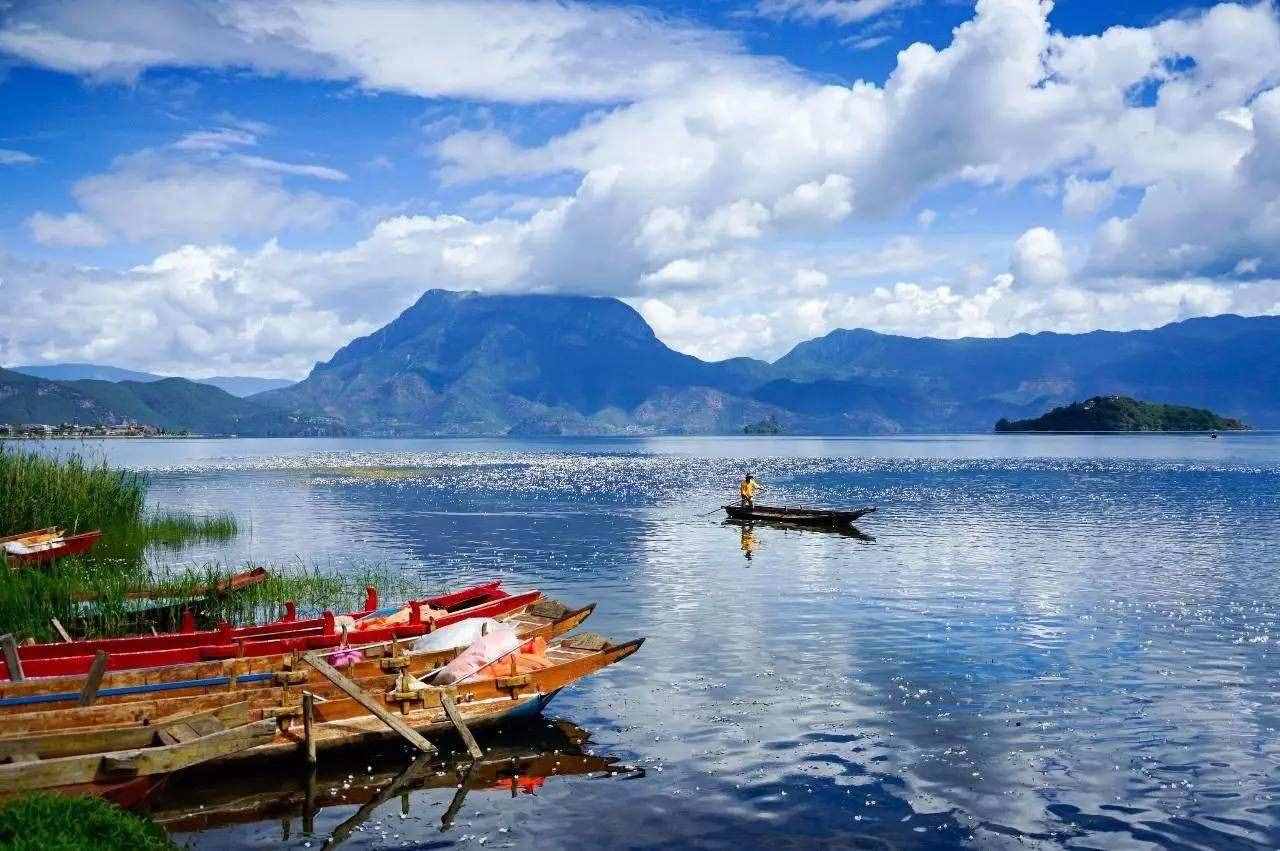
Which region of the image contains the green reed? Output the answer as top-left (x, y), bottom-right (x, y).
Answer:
top-left (0, 445), bottom-right (420, 641)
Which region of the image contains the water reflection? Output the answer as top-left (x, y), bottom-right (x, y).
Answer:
top-left (722, 518), bottom-right (876, 545)
top-left (153, 719), bottom-right (638, 841)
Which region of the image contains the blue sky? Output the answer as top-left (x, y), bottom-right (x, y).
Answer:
top-left (0, 0), bottom-right (1277, 378)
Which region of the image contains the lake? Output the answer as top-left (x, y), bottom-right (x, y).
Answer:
top-left (29, 434), bottom-right (1280, 849)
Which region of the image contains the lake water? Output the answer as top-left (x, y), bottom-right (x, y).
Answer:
top-left (29, 435), bottom-right (1280, 849)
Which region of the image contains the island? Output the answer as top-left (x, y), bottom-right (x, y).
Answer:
top-left (995, 395), bottom-right (1249, 432)
top-left (743, 415), bottom-right (783, 435)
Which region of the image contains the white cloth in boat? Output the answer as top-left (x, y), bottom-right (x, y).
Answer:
top-left (433, 626), bottom-right (523, 685)
top-left (410, 617), bottom-right (506, 653)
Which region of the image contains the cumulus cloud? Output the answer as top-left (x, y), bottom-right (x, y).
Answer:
top-left (1011, 227), bottom-right (1069, 288)
top-left (3, 0), bottom-right (1280, 369)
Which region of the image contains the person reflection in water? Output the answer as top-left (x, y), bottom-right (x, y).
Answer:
top-left (740, 524), bottom-right (757, 561)
top-left (739, 473), bottom-right (758, 508)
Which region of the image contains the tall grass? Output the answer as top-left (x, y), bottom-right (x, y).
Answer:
top-left (0, 445), bottom-right (416, 641)
top-left (0, 448), bottom-right (145, 537)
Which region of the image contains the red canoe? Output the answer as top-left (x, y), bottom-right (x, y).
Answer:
top-left (1, 528), bottom-right (102, 565)
top-left (1, 582), bottom-right (541, 679)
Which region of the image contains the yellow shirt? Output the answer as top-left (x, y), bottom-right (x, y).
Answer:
top-left (740, 479), bottom-right (758, 498)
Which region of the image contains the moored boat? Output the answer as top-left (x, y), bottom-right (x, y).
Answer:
top-left (0, 629), bottom-right (644, 787)
top-left (722, 503), bottom-right (876, 528)
top-left (1, 528), bottom-right (102, 566)
top-left (0, 597), bottom-right (593, 710)
top-left (2, 581), bottom-right (533, 679)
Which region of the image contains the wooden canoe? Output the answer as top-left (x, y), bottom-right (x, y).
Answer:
top-left (2, 529), bottom-right (102, 566)
top-left (0, 630), bottom-right (644, 782)
top-left (0, 700), bottom-right (278, 796)
top-left (722, 503), bottom-right (876, 528)
top-left (3, 581), bottom-right (533, 679)
top-left (0, 598), bottom-right (593, 713)
top-left (70, 566), bottom-right (270, 603)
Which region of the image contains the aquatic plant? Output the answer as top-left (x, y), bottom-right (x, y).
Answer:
top-left (0, 793), bottom-right (176, 851)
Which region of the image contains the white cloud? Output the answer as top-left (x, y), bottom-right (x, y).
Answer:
top-left (1011, 227), bottom-right (1069, 288)
top-left (0, 148), bottom-right (39, 165)
top-left (756, 0), bottom-right (914, 26)
top-left (916, 208), bottom-right (936, 228)
top-left (0, 0), bottom-right (758, 103)
top-left (25, 212), bottom-right (110, 247)
top-left (4, 0), bottom-right (1280, 370)
top-left (1061, 175), bottom-right (1116, 217)
top-left (70, 153), bottom-right (345, 244)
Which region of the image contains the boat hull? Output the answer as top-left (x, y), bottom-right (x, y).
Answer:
top-left (722, 504), bottom-right (876, 528)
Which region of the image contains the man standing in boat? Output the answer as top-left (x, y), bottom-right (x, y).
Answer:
top-left (740, 473), bottom-right (758, 508)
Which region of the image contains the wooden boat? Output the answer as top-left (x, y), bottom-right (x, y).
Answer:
top-left (0, 700), bottom-right (278, 798)
top-left (70, 566), bottom-right (269, 603)
top-left (2, 581), bottom-right (537, 679)
top-left (0, 598), bottom-right (593, 711)
top-left (0, 629), bottom-right (644, 782)
top-left (722, 503), bottom-right (876, 529)
top-left (150, 719), bottom-right (634, 831)
top-left (1, 528), bottom-right (102, 566)
top-left (722, 517), bottom-right (875, 542)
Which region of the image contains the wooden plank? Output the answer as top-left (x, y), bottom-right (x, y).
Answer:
top-left (78, 651), bottom-right (109, 706)
top-left (162, 723), bottom-right (200, 744)
top-left (0, 717), bottom-right (278, 793)
top-left (0, 635), bottom-right (23, 682)
top-left (0, 702), bottom-right (250, 761)
top-left (302, 653), bottom-right (436, 755)
top-left (439, 691), bottom-right (483, 759)
top-left (50, 619), bottom-right (72, 643)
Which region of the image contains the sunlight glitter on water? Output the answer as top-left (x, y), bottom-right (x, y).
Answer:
top-left (27, 435), bottom-right (1280, 848)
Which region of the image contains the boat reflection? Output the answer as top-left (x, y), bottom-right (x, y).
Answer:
top-left (722, 518), bottom-right (875, 543)
top-left (150, 718), bottom-right (640, 839)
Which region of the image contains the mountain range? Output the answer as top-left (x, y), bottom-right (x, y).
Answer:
top-left (255, 290), bottom-right (1280, 435)
top-left (8, 364), bottom-right (295, 397)
top-left (3, 289), bottom-right (1277, 435)
top-left (0, 369), bottom-right (340, 436)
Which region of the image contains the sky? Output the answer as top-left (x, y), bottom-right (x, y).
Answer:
top-left (0, 0), bottom-right (1278, 379)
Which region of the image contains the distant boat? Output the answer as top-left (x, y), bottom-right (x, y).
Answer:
top-left (1, 527), bottom-right (101, 566)
top-left (1210, 431), bottom-right (1219, 439)
top-left (722, 504), bottom-right (876, 530)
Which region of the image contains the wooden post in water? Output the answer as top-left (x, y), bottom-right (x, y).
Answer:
top-left (78, 651), bottom-right (109, 706)
top-left (302, 691), bottom-right (317, 766)
top-left (0, 635), bottom-right (23, 682)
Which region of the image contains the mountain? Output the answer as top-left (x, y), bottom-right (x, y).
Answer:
top-left (995, 396), bottom-right (1249, 432)
top-left (12, 363), bottom-right (164, 383)
top-left (257, 290), bottom-right (774, 435)
top-left (9, 364), bottom-right (295, 398)
top-left (772, 314), bottom-right (1280, 431)
top-left (256, 294), bottom-right (1280, 436)
top-left (0, 369), bottom-right (340, 436)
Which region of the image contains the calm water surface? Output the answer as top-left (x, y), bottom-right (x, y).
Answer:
top-left (38, 435), bottom-right (1280, 849)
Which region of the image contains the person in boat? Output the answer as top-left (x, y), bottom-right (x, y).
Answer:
top-left (739, 473), bottom-right (758, 508)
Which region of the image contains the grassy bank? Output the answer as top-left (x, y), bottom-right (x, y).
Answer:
top-left (0, 446), bottom-right (413, 640)
top-left (0, 793), bottom-right (175, 851)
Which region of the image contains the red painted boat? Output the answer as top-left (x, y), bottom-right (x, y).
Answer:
top-left (1, 528), bottom-right (102, 565)
top-left (21, 580), bottom-right (509, 660)
top-left (0, 585), bottom-right (542, 679)
top-left (71, 566), bottom-right (269, 602)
